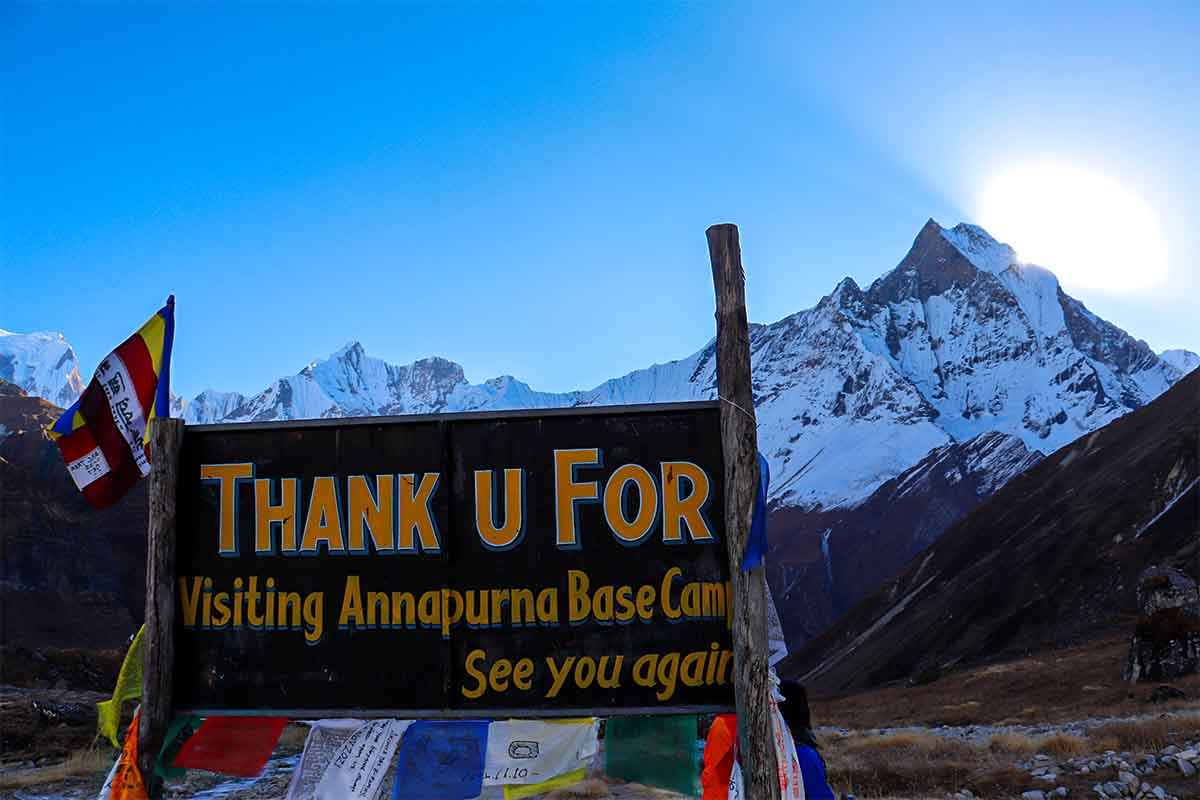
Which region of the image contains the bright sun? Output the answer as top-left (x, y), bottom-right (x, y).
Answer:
top-left (979, 165), bottom-right (1168, 291)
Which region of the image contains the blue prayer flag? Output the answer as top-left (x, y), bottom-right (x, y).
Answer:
top-left (741, 452), bottom-right (770, 570)
top-left (392, 720), bottom-right (489, 800)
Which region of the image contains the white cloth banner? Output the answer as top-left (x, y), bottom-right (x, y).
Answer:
top-left (772, 699), bottom-right (806, 800)
top-left (728, 760), bottom-right (744, 800)
top-left (765, 577), bottom-right (788, 667)
top-left (481, 719), bottom-right (599, 786)
top-left (97, 756), bottom-right (120, 800)
top-left (316, 719), bottom-right (412, 800)
top-left (728, 698), bottom-right (806, 799)
top-left (285, 719), bottom-right (366, 800)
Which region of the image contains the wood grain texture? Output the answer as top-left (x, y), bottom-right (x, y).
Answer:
top-left (139, 418), bottom-right (184, 797)
top-left (707, 223), bottom-right (781, 800)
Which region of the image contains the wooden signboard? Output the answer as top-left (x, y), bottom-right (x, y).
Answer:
top-left (141, 223), bottom-right (778, 799)
top-left (171, 402), bottom-right (735, 716)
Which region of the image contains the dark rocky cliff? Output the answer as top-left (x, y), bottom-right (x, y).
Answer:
top-left (0, 380), bottom-right (147, 653)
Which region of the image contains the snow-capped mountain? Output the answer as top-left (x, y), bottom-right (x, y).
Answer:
top-left (5, 220), bottom-right (1195, 512)
top-left (1160, 348), bottom-right (1199, 375)
top-left (0, 330), bottom-right (84, 409)
top-left (178, 219), bottom-right (1194, 510)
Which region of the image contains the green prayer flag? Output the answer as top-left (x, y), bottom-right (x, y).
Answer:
top-left (155, 714), bottom-right (204, 780)
top-left (605, 715), bottom-right (698, 796)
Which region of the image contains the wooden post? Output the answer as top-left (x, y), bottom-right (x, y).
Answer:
top-left (139, 418), bottom-right (184, 797)
top-left (707, 223), bottom-right (780, 800)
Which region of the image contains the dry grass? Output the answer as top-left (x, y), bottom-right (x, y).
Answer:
top-left (1038, 733), bottom-right (1089, 757)
top-left (799, 634), bottom-right (1200, 798)
top-left (845, 731), bottom-right (972, 758)
top-left (986, 732), bottom-right (1039, 754)
top-left (1169, 713), bottom-right (1200, 736)
top-left (276, 722), bottom-right (311, 750)
top-left (1089, 735), bottom-right (1122, 752)
top-left (810, 632), bottom-right (1200, 730)
top-left (0, 747), bottom-right (112, 790)
top-left (1087, 715), bottom-right (1200, 752)
top-left (824, 734), bottom-right (1030, 799)
top-left (820, 719), bottom-right (1193, 799)
top-left (544, 778), bottom-right (612, 798)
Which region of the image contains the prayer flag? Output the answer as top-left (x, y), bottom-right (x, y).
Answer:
top-left (96, 625), bottom-right (144, 748)
top-left (391, 720), bottom-right (489, 800)
top-left (47, 298), bottom-right (175, 509)
top-left (285, 720), bottom-right (366, 800)
top-left (701, 714), bottom-right (737, 800)
top-left (101, 709), bottom-right (149, 800)
top-left (172, 716), bottom-right (289, 777)
top-left (154, 714), bottom-right (203, 780)
top-left (503, 767), bottom-right (586, 799)
top-left (742, 452), bottom-right (770, 570)
top-left (605, 715), bottom-right (698, 796)
top-left (482, 718), bottom-right (598, 787)
top-left (315, 719), bottom-right (411, 800)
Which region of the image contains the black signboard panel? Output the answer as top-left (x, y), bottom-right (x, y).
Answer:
top-left (174, 402), bottom-right (733, 716)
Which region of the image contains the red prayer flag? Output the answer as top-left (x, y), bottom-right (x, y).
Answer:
top-left (46, 299), bottom-right (175, 509)
top-left (171, 716), bottom-right (289, 778)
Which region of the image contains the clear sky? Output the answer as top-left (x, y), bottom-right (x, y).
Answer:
top-left (4, 2), bottom-right (1198, 400)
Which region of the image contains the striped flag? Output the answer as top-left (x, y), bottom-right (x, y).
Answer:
top-left (47, 297), bottom-right (175, 509)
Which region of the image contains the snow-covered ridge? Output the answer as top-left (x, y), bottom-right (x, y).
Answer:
top-left (0, 329), bottom-right (84, 409)
top-left (4, 220), bottom-right (1195, 512)
top-left (1159, 349), bottom-right (1199, 376)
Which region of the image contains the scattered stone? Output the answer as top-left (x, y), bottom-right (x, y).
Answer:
top-left (1022, 791), bottom-right (1046, 800)
top-left (30, 698), bottom-right (92, 725)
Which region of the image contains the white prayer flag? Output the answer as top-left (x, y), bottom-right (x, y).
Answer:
top-left (482, 719), bottom-right (599, 787)
top-left (316, 719), bottom-right (412, 800)
top-left (285, 719), bottom-right (365, 800)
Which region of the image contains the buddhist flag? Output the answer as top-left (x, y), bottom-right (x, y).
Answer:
top-left (47, 297), bottom-right (175, 509)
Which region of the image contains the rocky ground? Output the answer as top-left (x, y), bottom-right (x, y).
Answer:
top-left (819, 718), bottom-right (1200, 800)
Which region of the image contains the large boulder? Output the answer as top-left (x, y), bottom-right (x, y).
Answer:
top-left (1124, 567), bottom-right (1200, 683)
top-left (1137, 566), bottom-right (1200, 616)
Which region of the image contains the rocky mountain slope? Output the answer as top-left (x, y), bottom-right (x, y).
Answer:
top-left (786, 368), bottom-right (1200, 694)
top-left (0, 380), bottom-right (146, 650)
top-left (768, 430), bottom-right (1044, 645)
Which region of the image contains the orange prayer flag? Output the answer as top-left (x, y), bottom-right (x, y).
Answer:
top-left (102, 710), bottom-right (149, 800)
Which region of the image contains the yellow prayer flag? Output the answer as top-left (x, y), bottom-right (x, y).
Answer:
top-left (504, 768), bottom-right (587, 800)
top-left (97, 626), bottom-right (145, 748)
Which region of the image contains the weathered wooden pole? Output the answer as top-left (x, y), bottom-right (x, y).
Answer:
top-left (139, 417), bottom-right (184, 797)
top-left (707, 223), bottom-right (780, 800)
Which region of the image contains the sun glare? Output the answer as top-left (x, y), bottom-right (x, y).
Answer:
top-left (980, 165), bottom-right (1168, 291)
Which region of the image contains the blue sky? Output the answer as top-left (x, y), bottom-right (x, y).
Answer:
top-left (4, 2), bottom-right (1198, 400)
